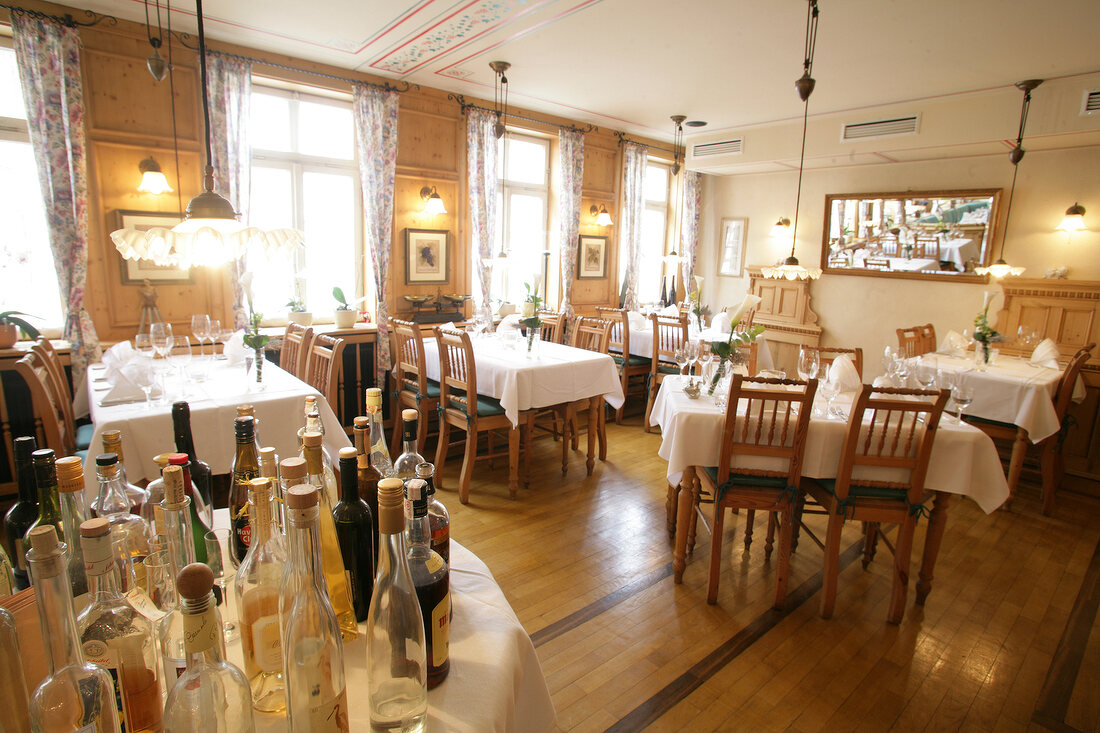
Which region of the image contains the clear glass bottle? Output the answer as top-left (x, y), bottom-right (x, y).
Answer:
top-left (94, 454), bottom-right (150, 593)
top-left (167, 454), bottom-right (211, 564)
top-left (367, 477), bottom-right (427, 732)
top-left (76, 518), bottom-right (163, 732)
top-left (234, 477), bottom-right (288, 714)
top-left (139, 454), bottom-right (173, 538)
top-left (364, 388), bottom-right (394, 478)
top-left (392, 410), bottom-right (424, 482)
top-left (416, 462), bottom-right (450, 566)
top-left (163, 563), bottom-right (255, 732)
top-left (300, 425), bottom-right (336, 505)
top-left (25, 525), bottom-right (121, 733)
top-left (258, 447), bottom-right (282, 531)
top-left (56, 456), bottom-right (90, 598)
top-left (3, 435), bottom-right (38, 590)
top-left (231, 416), bottom-right (261, 565)
top-left (26, 449), bottom-right (64, 554)
top-left (99, 430), bottom-right (148, 517)
top-left (157, 464), bottom-right (196, 684)
top-left (333, 447), bottom-right (374, 621)
top-left (0, 544), bottom-right (14, 598)
top-left (172, 402), bottom-right (213, 527)
top-left (0, 605), bottom-right (31, 733)
top-left (301, 434), bottom-right (358, 641)
top-left (404, 478), bottom-right (450, 688)
top-left (296, 396), bottom-right (320, 451)
top-left (282, 485), bottom-right (350, 731)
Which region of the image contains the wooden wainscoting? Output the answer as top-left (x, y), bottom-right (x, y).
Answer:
top-left (747, 265), bottom-right (823, 374)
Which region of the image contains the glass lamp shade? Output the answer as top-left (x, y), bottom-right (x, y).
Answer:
top-left (138, 170), bottom-right (173, 195)
top-left (1057, 203), bottom-right (1087, 232)
top-left (975, 259), bottom-right (1025, 278)
top-left (770, 218), bottom-right (792, 238)
top-left (424, 192), bottom-right (447, 216)
top-left (761, 255), bottom-right (821, 281)
top-left (594, 205), bottom-right (613, 226)
top-left (111, 226), bottom-right (304, 269)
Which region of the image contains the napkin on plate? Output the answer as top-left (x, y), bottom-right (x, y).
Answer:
top-left (223, 331), bottom-right (246, 365)
top-left (496, 314), bottom-right (522, 334)
top-left (101, 340), bottom-right (135, 379)
top-left (626, 311), bottom-right (647, 331)
top-left (936, 330), bottom-right (968, 354)
top-left (99, 361), bottom-right (150, 405)
top-left (711, 311), bottom-right (731, 334)
top-left (871, 376), bottom-right (894, 389)
top-left (658, 304), bottom-right (679, 317)
top-left (829, 354), bottom-right (863, 393)
top-left (1030, 338), bottom-right (1060, 368)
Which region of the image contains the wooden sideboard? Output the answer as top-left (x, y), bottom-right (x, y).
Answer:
top-left (746, 265), bottom-right (823, 374)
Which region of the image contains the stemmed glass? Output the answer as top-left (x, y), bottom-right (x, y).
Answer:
top-left (698, 347), bottom-right (714, 386)
top-left (797, 347), bottom-right (820, 382)
top-left (130, 362), bottom-right (156, 410)
top-left (191, 314), bottom-right (211, 358)
top-left (819, 364), bottom-right (840, 419)
top-left (203, 529), bottom-right (239, 642)
top-left (149, 323), bottom-right (173, 404)
top-left (893, 355), bottom-right (911, 386)
top-left (685, 342), bottom-right (699, 385)
top-left (167, 337), bottom-right (192, 399)
top-left (915, 355), bottom-right (937, 390)
top-left (674, 346), bottom-right (690, 385)
top-left (951, 373), bottom-right (974, 425)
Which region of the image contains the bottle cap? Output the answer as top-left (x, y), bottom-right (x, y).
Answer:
top-left (154, 453), bottom-right (173, 468)
top-left (56, 456), bottom-right (84, 493)
top-left (96, 453), bottom-right (119, 467)
top-left (286, 484), bottom-right (318, 509)
top-left (365, 388), bottom-right (382, 407)
top-left (172, 401), bottom-right (189, 416)
top-left (167, 453), bottom-right (189, 466)
top-left (402, 409), bottom-right (419, 422)
top-left (176, 562), bottom-right (214, 601)
top-left (280, 457), bottom-right (307, 481)
top-left (102, 429), bottom-right (122, 444)
top-left (377, 478), bottom-right (406, 534)
top-left (338, 447), bottom-right (358, 461)
top-left (353, 416), bottom-right (370, 429)
top-left (13, 435), bottom-right (37, 461)
top-left (302, 431), bottom-right (322, 448)
top-left (234, 416), bottom-right (255, 438)
top-left (415, 462), bottom-right (434, 479)
top-left (259, 447), bottom-right (276, 462)
top-left (162, 464), bottom-right (186, 506)
top-left (26, 525), bottom-right (63, 576)
top-left (31, 448), bottom-right (56, 464)
top-left (304, 395), bottom-right (317, 406)
top-left (79, 517), bottom-right (110, 538)
top-left (27, 525), bottom-right (60, 554)
top-left (248, 477), bottom-right (271, 498)
top-left (236, 404), bottom-right (255, 417)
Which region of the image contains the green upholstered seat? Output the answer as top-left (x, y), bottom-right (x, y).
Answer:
top-left (701, 465), bottom-right (789, 501)
top-left (75, 423), bottom-right (95, 450)
top-left (612, 353), bottom-right (649, 367)
top-left (813, 478), bottom-right (908, 501)
top-left (448, 391), bottom-right (506, 417)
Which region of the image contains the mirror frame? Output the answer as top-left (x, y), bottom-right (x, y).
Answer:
top-left (819, 188), bottom-right (1001, 283)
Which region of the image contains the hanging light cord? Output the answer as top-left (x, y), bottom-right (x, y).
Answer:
top-left (166, 0), bottom-right (183, 219)
top-left (143, 0), bottom-right (163, 48)
top-left (195, 0), bottom-right (214, 173)
top-left (1014, 86), bottom-right (1033, 149)
top-left (999, 157), bottom-right (1021, 262)
top-left (789, 97), bottom-right (811, 257)
top-left (803, 0), bottom-right (819, 78)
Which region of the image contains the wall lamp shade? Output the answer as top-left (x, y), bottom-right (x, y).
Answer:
top-left (420, 186), bottom-right (447, 216)
top-left (1057, 202), bottom-right (1087, 232)
top-left (137, 157), bottom-right (172, 195)
top-left (590, 204), bottom-right (613, 226)
top-left (769, 217), bottom-right (792, 238)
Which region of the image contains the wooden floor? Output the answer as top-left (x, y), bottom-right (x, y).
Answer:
top-left (441, 416), bottom-right (1100, 733)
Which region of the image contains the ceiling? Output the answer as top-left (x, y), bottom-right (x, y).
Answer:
top-left (77, 0), bottom-right (1100, 143)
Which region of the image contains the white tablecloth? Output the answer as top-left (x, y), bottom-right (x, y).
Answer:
top-left (913, 353), bottom-right (1084, 442)
top-left (422, 336), bottom-right (624, 426)
top-left (650, 376), bottom-right (1009, 513)
top-left (937, 236), bottom-right (978, 270)
top-left (623, 324), bottom-right (776, 372)
top-left (85, 360), bottom-right (350, 497)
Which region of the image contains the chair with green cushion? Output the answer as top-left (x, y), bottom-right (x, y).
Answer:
top-left (432, 326), bottom-right (530, 504)
top-left (31, 339), bottom-right (92, 450)
top-left (696, 375), bottom-right (818, 609)
top-left (389, 318), bottom-right (441, 457)
top-left (802, 384), bottom-right (948, 624)
top-left (643, 313), bottom-right (690, 433)
top-left (596, 307), bottom-right (649, 423)
top-left (15, 352), bottom-right (81, 459)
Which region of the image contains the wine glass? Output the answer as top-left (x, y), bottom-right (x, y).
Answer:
top-left (951, 374), bottom-right (974, 426)
top-left (797, 347), bottom-right (820, 382)
top-left (685, 342), bottom-right (699, 384)
top-left (892, 355), bottom-right (910, 386)
top-left (191, 314), bottom-right (211, 358)
top-left (674, 346), bottom-right (690, 383)
top-left (167, 337), bottom-right (192, 399)
top-left (915, 356), bottom-right (937, 390)
top-left (150, 322), bottom-right (173, 358)
top-left (129, 363), bottom-right (156, 410)
top-left (819, 364), bottom-right (840, 420)
top-left (204, 529), bottom-right (239, 642)
top-left (134, 333), bottom-right (154, 360)
top-left (698, 348), bottom-right (713, 385)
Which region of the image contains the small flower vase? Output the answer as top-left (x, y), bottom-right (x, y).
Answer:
top-left (526, 329), bottom-right (540, 359)
top-left (707, 357), bottom-right (728, 396)
top-left (974, 341), bottom-right (991, 371)
top-left (248, 347), bottom-right (266, 387)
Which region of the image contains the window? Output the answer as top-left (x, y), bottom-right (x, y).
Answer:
top-left (619, 162), bottom-right (671, 306)
top-left (492, 133), bottom-right (552, 306)
top-left (0, 42), bottom-right (63, 327)
top-left (247, 82), bottom-right (361, 321)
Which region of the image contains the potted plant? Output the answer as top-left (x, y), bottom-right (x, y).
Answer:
top-left (0, 311), bottom-right (41, 349)
top-left (286, 297), bottom-right (313, 327)
top-left (333, 287), bottom-right (359, 329)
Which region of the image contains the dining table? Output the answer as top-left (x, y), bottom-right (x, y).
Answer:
top-left (936, 235), bottom-right (979, 271)
top-left (620, 318), bottom-right (777, 371)
top-left (651, 375), bottom-right (1010, 604)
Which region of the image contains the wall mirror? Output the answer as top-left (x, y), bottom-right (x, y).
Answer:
top-left (820, 189), bottom-right (1001, 282)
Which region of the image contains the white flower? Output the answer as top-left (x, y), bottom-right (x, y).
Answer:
top-left (726, 293), bottom-right (762, 326)
top-left (521, 302), bottom-right (536, 318)
top-left (693, 275), bottom-right (704, 293)
top-left (982, 290), bottom-right (998, 311)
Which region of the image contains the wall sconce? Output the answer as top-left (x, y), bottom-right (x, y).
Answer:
top-left (769, 217), bottom-right (792, 237)
top-left (137, 156), bottom-right (173, 195)
top-left (420, 186), bottom-right (447, 216)
top-left (1057, 202), bottom-right (1087, 233)
top-left (590, 204), bottom-right (613, 227)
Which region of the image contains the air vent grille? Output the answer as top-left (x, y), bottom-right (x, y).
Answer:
top-left (692, 139), bottom-right (743, 157)
top-left (842, 115), bottom-right (919, 140)
top-left (1084, 90), bottom-right (1100, 114)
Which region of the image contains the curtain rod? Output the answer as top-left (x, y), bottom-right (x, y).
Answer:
top-left (207, 49), bottom-right (414, 94)
top-left (1, 2), bottom-right (116, 28)
top-left (447, 93), bottom-right (596, 135)
top-left (614, 130), bottom-right (677, 157)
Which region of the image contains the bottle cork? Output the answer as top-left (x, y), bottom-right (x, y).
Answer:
top-left (280, 457), bottom-right (307, 481)
top-left (353, 416), bottom-right (370, 429)
top-left (56, 456), bottom-right (84, 493)
top-left (28, 525), bottom-right (60, 554)
top-left (162, 464), bottom-right (186, 507)
top-left (95, 453), bottom-right (119, 476)
top-left (259, 447), bottom-right (277, 463)
top-left (249, 477), bottom-right (271, 498)
top-left (365, 388), bottom-right (382, 407)
top-left (377, 478), bottom-right (405, 535)
top-left (415, 462), bottom-right (434, 479)
top-left (402, 409), bottom-right (418, 422)
top-left (80, 518), bottom-right (114, 575)
top-left (236, 404), bottom-right (255, 417)
top-left (286, 484), bottom-right (318, 509)
top-left (79, 517), bottom-right (110, 538)
top-left (338, 447), bottom-right (358, 461)
top-left (302, 431), bottom-right (322, 448)
top-left (103, 429), bottom-right (122, 442)
top-left (176, 562), bottom-right (214, 601)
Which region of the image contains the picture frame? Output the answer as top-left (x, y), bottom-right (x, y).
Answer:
top-left (405, 228), bottom-right (450, 284)
top-left (717, 217), bottom-right (747, 277)
top-left (576, 235), bottom-right (609, 279)
top-left (114, 210), bottom-right (193, 284)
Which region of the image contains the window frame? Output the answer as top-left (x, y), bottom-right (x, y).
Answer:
top-left (494, 130), bottom-right (553, 306)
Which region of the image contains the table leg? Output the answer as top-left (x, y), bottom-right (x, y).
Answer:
top-left (1004, 427), bottom-right (1029, 509)
top-left (666, 482), bottom-right (679, 536)
top-left (673, 466), bottom-right (697, 584)
top-left (586, 400), bottom-right (598, 475)
top-left (916, 491), bottom-right (951, 605)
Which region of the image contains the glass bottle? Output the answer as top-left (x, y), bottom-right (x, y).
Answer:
top-left (157, 464), bottom-right (196, 684)
top-left (163, 563), bottom-right (255, 732)
top-left (237, 404), bottom-right (262, 449)
top-left (56, 456), bottom-right (90, 598)
top-left (26, 449), bottom-right (63, 554)
top-left (139, 454), bottom-right (173, 538)
top-left (4, 435), bottom-right (39, 589)
top-left (300, 425), bottom-right (336, 505)
top-left (171, 402), bottom-right (213, 528)
top-left (393, 410), bottom-right (424, 482)
top-left (234, 477), bottom-right (288, 714)
top-left (94, 454), bottom-right (150, 593)
top-left (297, 396), bottom-right (319, 451)
top-left (282, 485), bottom-right (350, 731)
top-left (25, 525), bottom-right (121, 733)
top-left (100, 430), bottom-right (148, 517)
top-left (231, 416), bottom-right (261, 565)
top-left (333, 446), bottom-right (374, 621)
top-left (367, 477), bottom-right (427, 732)
top-left (404, 478), bottom-right (450, 688)
top-left (0, 605), bottom-right (31, 733)
top-left (364, 388), bottom-right (394, 478)
top-left (302, 433), bottom-right (358, 641)
top-left (76, 518), bottom-right (163, 732)
top-left (416, 462), bottom-right (449, 566)
top-left (0, 544), bottom-right (13, 597)
top-left (167, 454), bottom-right (210, 564)
top-left (258, 447), bottom-right (282, 530)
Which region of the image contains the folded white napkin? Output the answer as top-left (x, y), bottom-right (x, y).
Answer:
top-left (711, 311), bottom-right (731, 334)
top-left (658, 304), bottom-right (679, 317)
top-left (436, 322), bottom-right (457, 333)
top-left (627, 311), bottom-right (647, 331)
top-left (100, 362), bottom-right (149, 405)
top-left (496, 314), bottom-right (522, 334)
top-left (223, 331), bottom-right (246, 365)
top-left (1030, 338), bottom-right (1060, 368)
top-left (829, 354), bottom-right (862, 393)
top-left (101, 341), bottom-right (135, 379)
top-left (936, 330), bottom-right (968, 354)
top-left (871, 376), bottom-right (893, 389)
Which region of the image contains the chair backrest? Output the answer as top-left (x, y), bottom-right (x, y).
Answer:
top-left (31, 338), bottom-right (75, 434)
top-left (805, 346), bottom-right (864, 379)
top-left (282, 322), bottom-right (314, 379)
top-left (595, 307), bottom-right (629, 356)
top-left (828, 253), bottom-right (848, 268)
top-left (571, 317), bottom-right (613, 354)
top-left (434, 327), bottom-right (478, 417)
top-left (304, 333), bottom-right (345, 408)
top-left (833, 385), bottom-right (949, 507)
top-left (1053, 343), bottom-right (1094, 422)
top-left (15, 352), bottom-right (74, 456)
top-left (650, 314), bottom-right (689, 371)
top-left (716, 375), bottom-right (818, 487)
top-left (913, 235), bottom-right (940, 260)
top-left (390, 317), bottom-right (430, 397)
top-left (865, 256), bottom-right (892, 271)
top-left (896, 323), bottom-right (936, 357)
top-left (727, 307), bottom-right (757, 330)
top-left (538, 310), bottom-right (565, 344)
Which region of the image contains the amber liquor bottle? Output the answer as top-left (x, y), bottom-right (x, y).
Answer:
top-left (230, 416), bottom-right (261, 564)
top-left (405, 477), bottom-right (450, 688)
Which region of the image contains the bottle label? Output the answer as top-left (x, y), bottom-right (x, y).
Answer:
top-left (14, 537), bottom-right (26, 571)
top-left (309, 688), bottom-right (350, 732)
top-left (425, 553), bottom-right (444, 575)
top-left (81, 642), bottom-right (126, 731)
top-left (430, 533), bottom-right (449, 565)
top-left (250, 614), bottom-right (282, 673)
top-left (431, 593), bottom-right (450, 667)
top-left (0, 570), bottom-right (11, 597)
top-left (183, 608), bottom-right (219, 655)
top-left (125, 587), bottom-right (167, 622)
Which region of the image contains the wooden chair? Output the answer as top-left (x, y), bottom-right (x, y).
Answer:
top-left (433, 327), bottom-right (530, 503)
top-left (281, 322), bottom-right (314, 379)
top-left (913, 235), bottom-right (940, 261)
top-left (537, 310), bottom-right (565, 344)
top-left (643, 314), bottom-right (690, 433)
top-left (864, 257), bottom-right (891, 271)
top-left (802, 346), bottom-right (864, 379)
top-left (389, 318), bottom-right (440, 458)
top-left (15, 352), bottom-right (80, 458)
top-left (896, 323), bottom-right (936, 357)
top-left (964, 343), bottom-right (1094, 514)
top-left (555, 317), bottom-right (614, 475)
top-left (697, 375), bottom-right (818, 609)
top-left (303, 333), bottom-right (346, 411)
top-left (803, 385), bottom-right (949, 623)
top-left (596, 307), bottom-right (650, 423)
top-left (31, 338), bottom-right (93, 450)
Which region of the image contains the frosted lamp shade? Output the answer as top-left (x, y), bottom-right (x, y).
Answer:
top-left (1057, 203), bottom-right (1087, 232)
top-left (111, 226), bottom-right (304, 269)
top-left (424, 193), bottom-right (447, 216)
top-left (761, 263), bottom-right (822, 280)
top-left (595, 210), bottom-right (613, 227)
top-left (138, 170), bottom-right (173, 195)
top-left (770, 218), bottom-right (792, 238)
top-left (975, 260), bottom-right (1024, 278)
top-left (172, 216), bottom-right (246, 235)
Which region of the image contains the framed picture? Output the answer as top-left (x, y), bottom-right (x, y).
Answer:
top-left (114, 210), bottom-right (193, 284)
top-left (405, 228), bottom-right (450, 284)
top-left (577, 235), bottom-right (608, 279)
top-left (718, 217), bottom-right (747, 277)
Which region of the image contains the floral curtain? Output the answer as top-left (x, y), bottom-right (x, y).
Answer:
top-left (558, 128), bottom-right (585, 338)
top-left (467, 109), bottom-right (499, 313)
top-left (619, 143), bottom-right (648, 311)
top-left (352, 84), bottom-right (399, 390)
top-left (680, 170), bottom-right (703, 288)
top-left (205, 53), bottom-right (252, 329)
top-left (13, 16), bottom-right (100, 387)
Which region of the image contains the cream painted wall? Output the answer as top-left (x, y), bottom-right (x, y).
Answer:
top-left (697, 146), bottom-right (1100, 377)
